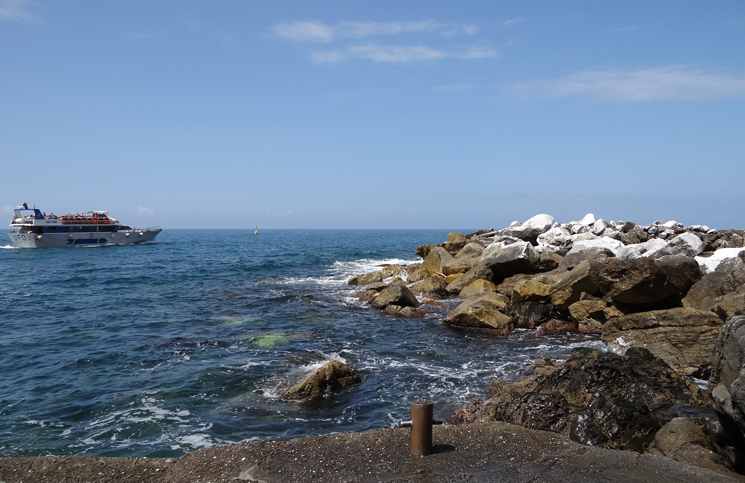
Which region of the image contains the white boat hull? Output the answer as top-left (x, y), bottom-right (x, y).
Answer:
top-left (8, 228), bottom-right (161, 248)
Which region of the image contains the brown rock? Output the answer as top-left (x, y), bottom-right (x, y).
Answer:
top-left (444, 273), bottom-right (462, 284)
top-left (683, 252), bottom-right (745, 319)
top-left (568, 299), bottom-right (608, 321)
top-left (422, 247), bottom-right (454, 274)
top-left (441, 257), bottom-right (478, 276)
top-left (445, 266), bottom-right (493, 295)
top-left (372, 285), bottom-right (420, 309)
top-left (654, 417), bottom-right (708, 456)
top-left (549, 260), bottom-right (605, 310)
top-left (409, 276), bottom-right (448, 297)
top-left (538, 319), bottom-right (579, 334)
top-left (348, 270), bottom-right (384, 286)
top-left (442, 293), bottom-right (512, 334)
top-left (284, 360), bottom-right (362, 400)
top-left (459, 279), bottom-right (497, 298)
top-left (602, 307), bottom-right (723, 376)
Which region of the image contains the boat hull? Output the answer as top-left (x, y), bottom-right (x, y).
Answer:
top-left (8, 229), bottom-right (161, 248)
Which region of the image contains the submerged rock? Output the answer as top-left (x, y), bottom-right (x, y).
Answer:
top-left (284, 360), bottom-right (362, 401)
top-left (442, 292), bottom-right (512, 334)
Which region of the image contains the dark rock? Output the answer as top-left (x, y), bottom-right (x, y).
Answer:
top-left (549, 259), bottom-right (606, 310)
top-left (415, 243), bottom-right (440, 259)
top-left (538, 319), bottom-right (579, 334)
top-left (443, 232), bottom-right (468, 255)
top-left (372, 285), bottom-right (420, 309)
top-left (383, 305), bottom-right (430, 318)
top-left (506, 301), bottom-right (561, 329)
top-left (479, 241), bottom-right (539, 283)
top-left (596, 256), bottom-right (703, 306)
top-left (450, 399), bottom-right (483, 425)
top-left (441, 257), bottom-right (479, 276)
top-left (284, 360), bottom-right (362, 400)
top-left (558, 247), bottom-right (615, 271)
top-left (602, 307), bottom-right (723, 377)
top-left (477, 348), bottom-right (709, 454)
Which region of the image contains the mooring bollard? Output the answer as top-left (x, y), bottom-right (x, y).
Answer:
top-left (398, 399), bottom-right (443, 456)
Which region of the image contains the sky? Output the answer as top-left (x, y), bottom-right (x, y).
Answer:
top-left (1, 0), bottom-right (744, 229)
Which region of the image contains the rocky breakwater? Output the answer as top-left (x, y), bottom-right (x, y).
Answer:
top-left (345, 213), bottom-right (745, 474)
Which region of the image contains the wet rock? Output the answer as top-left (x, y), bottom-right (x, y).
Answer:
top-left (578, 319), bottom-right (604, 334)
top-left (459, 279), bottom-right (497, 298)
top-left (445, 266), bottom-right (493, 295)
top-left (348, 271), bottom-right (384, 286)
top-left (506, 301), bottom-right (561, 329)
top-left (372, 285), bottom-right (420, 309)
top-left (284, 360), bottom-right (362, 400)
top-left (421, 247), bottom-right (454, 275)
top-left (602, 307), bottom-right (724, 377)
top-left (442, 292), bottom-right (512, 334)
top-left (477, 348), bottom-right (709, 453)
top-left (538, 319), bottom-right (579, 334)
top-left (379, 264), bottom-right (406, 279)
top-left (683, 252), bottom-right (745, 319)
top-left (383, 305), bottom-right (430, 318)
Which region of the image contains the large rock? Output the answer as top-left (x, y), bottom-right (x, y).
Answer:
top-left (653, 232), bottom-right (704, 259)
top-left (442, 292), bottom-right (512, 334)
top-left (443, 232), bottom-right (468, 254)
top-left (373, 284), bottom-right (420, 309)
top-left (284, 360), bottom-right (362, 400)
top-left (348, 271), bottom-right (384, 286)
top-left (696, 247), bottom-right (745, 274)
top-left (446, 266), bottom-right (493, 295)
top-left (511, 271), bottom-right (566, 303)
top-left (477, 347), bottom-right (709, 453)
top-left (709, 315), bottom-right (745, 433)
top-left (549, 259), bottom-right (606, 310)
top-left (537, 226), bottom-right (572, 248)
top-left (683, 252), bottom-right (745, 319)
top-left (558, 247), bottom-right (615, 271)
top-left (421, 247), bottom-right (454, 275)
top-left (409, 276), bottom-right (448, 297)
top-left (602, 307), bottom-right (724, 376)
top-left (459, 279), bottom-right (497, 298)
top-left (479, 241), bottom-right (539, 283)
top-left (441, 257), bottom-right (478, 276)
top-left (454, 242), bottom-right (485, 259)
top-left (566, 236), bottom-right (624, 258)
top-left (595, 256), bottom-right (703, 306)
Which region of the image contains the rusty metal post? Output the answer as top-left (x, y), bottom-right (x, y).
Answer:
top-left (409, 399), bottom-right (434, 456)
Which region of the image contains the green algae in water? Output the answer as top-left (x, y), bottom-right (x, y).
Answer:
top-left (245, 334), bottom-right (289, 347)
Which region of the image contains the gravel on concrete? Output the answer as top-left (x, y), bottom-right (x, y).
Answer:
top-left (1, 421), bottom-right (743, 483)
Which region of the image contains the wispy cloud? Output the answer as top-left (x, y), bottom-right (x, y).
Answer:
top-left (310, 43), bottom-right (498, 64)
top-left (137, 206), bottom-right (155, 215)
top-left (502, 17), bottom-right (523, 26)
top-left (273, 20), bottom-right (478, 43)
top-left (0, 0), bottom-right (33, 22)
top-left (603, 25), bottom-right (638, 33)
top-left (509, 66), bottom-right (745, 102)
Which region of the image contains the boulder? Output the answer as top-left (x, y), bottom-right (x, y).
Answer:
top-left (683, 252), bottom-right (745, 319)
top-left (421, 247), bottom-right (454, 275)
top-left (455, 242), bottom-right (485, 259)
top-left (654, 232), bottom-right (705, 259)
top-left (566, 236), bottom-right (624, 258)
top-left (596, 256), bottom-right (703, 306)
top-left (537, 226), bottom-right (572, 248)
top-left (406, 268), bottom-right (426, 284)
top-left (284, 360), bottom-right (362, 400)
top-left (578, 213), bottom-right (596, 226)
top-left (549, 259), bottom-right (606, 310)
top-left (696, 247), bottom-right (745, 274)
top-left (446, 266), bottom-right (493, 295)
top-left (409, 276), bottom-right (448, 298)
top-left (459, 279), bottom-right (497, 298)
top-left (511, 271), bottom-right (565, 303)
top-left (602, 307), bottom-right (724, 376)
top-left (558, 247), bottom-right (615, 271)
top-left (568, 298), bottom-right (608, 322)
top-left (477, 347), bottom-right (709, 453)
top-left (378, 264), bottom-right (405, 279)
top-left (506, 301), bottom-right (561, 329)
top-left (443, 232), bottom-right (468, 254)
top-left (415, 243), bottom-right (439, 259)
top-left (442, 292), bottom-right (512, 334)
top-left (441, 257), bottom-right (478, 276)
top-left (372, 285), bottom-right (420, 309)
top-left (348, 271), bottom-right (384, 286)
top-left (479, 241), bottom-right (539, 282)
top-left (709, 315), bottom-right (745, 433)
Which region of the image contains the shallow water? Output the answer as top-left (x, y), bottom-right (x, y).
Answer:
top-left (0, 229), bottom-right (604, 457)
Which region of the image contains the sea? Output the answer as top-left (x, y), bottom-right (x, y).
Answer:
top-left (0, 229), bottom-right (605, 458)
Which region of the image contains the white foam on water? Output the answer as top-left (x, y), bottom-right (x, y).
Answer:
top-left (0, 245), bottom-right (17, 249)
top-left (279, 257), bottom-right (419, 291)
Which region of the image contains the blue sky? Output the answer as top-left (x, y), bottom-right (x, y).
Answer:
top-left (1, 1), bottom-right (744, 229)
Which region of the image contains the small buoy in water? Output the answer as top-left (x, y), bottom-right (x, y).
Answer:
top-left (255, 224), bottom-right (258, 235)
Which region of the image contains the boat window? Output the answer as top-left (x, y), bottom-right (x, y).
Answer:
top-left (44, 227), bottom-right (58, 233)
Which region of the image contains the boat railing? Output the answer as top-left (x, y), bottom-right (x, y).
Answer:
top-left (146, 225), bottom-right (162, 232)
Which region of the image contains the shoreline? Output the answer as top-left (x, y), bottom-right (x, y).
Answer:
top-left (2, 421), bottom-right (742, 483)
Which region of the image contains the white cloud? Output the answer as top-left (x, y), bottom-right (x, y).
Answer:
top-left (273, 21), bottom-right (334, 42)
top-left (502, 17), bottom-right (523, 26)
top-left (273, 19), bottom-right (478, 43)
top-left (509, 66), bottom-right (745, 102)
top-left (311, 43), bottom-right (497, 64)
top-left (0, 0), bottom-right (33, 22)
top-left (137, 206), bottom-right (155, 215)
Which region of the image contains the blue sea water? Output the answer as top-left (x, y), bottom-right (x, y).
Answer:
top-left (0, 230), bottom-right (604, 458)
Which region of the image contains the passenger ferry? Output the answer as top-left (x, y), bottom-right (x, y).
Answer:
top-left (8, 204), bottom-right (162, 248)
